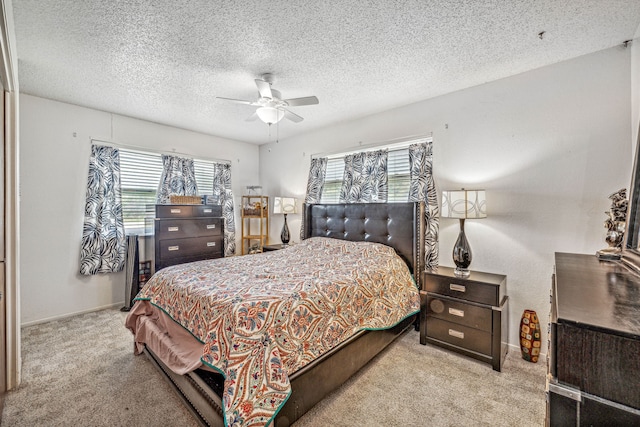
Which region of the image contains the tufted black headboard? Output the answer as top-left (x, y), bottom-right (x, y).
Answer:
top-left (302, 202), bottom-right (425, 286)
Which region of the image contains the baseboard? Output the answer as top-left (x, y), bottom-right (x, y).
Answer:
top-left (21, 302), bottom-right (125, 327)
top-left (506, 342), bottom-right (548, 364)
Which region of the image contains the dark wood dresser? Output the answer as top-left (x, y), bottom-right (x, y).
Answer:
top-left (547, 252), bottom-right (640, 425)
top-left (146, 204), bottom-right (224, 274)
top-left (420, 267), bottom-right (509, 371)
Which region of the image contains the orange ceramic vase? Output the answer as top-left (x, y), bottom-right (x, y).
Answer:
top-left (520, 309), bottom-right (541, 363)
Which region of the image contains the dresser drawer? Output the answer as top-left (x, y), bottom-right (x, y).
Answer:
top-left (426, 317), bottom-right (492, 356)
top-left (155, 205), bottom-right (195, 218)
top-left (156, 253), bottom-right (222, 271)
top-left (155, 204), bottom-right (222, 218)
top-left (156, 218), bottom-right (223, 239)
top-left (192, 204), bottom-right (222, 217)
top-left (426, 295), bottom-right (492, 332)
top-left (423, 274), bottom-right (500, 306)
top-left (159, 236), bottom-right (223, 259)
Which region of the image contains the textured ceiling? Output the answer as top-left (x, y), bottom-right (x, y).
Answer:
top-left (12, 0), bottom-right (640, 145)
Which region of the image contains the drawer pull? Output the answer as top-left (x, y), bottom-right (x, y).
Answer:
top-left (168, 246), bottom-right (180, 251)
top-left (449, 308), bottom-right (465, 317)
top-left (170, 208), bottom-right (181, 214)
top-left (167, 226), bottom-right (179, 232)
top-left (448, 329), bottom-right (464, 339)
top-left (204, 208), bottom-right (212, 213)
top-left (206, 224), bottom-right (216, 229)
top-left (206, 242), bottom-right (216, 247)
top-left (450, 283), bottom-right (466, 293)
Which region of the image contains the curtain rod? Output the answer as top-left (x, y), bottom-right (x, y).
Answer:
top-left (90, 137), bottom-right (232, 165)
top-left (311, 133), bottom-right (433, 159)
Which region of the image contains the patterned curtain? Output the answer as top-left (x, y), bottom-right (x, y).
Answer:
top-left (212, 162), bottom-right (236, 256)
top-left (408, 142), bottom-right (439, 271)
top-left (80, 145), bottom-right (126, 275)
top-left (304, 157), bottom-right (328, 203)
top-left (339, 149), bottom-right (388, 203)
top-left (300, 157), bottom-right (328, 240)
top-left (156, 154), bottom-right (198, 204)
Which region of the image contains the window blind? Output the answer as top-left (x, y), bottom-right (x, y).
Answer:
top-left (119, 150), bottom-right (163, 234)
top-left (119, 149), bottom-right (217, 234)
top-left (319, 138), bottom-right (430, 203)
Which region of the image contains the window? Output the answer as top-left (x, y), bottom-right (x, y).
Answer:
top-left (119, 149), bottom-right (217, 234)
top-left (319, 137), bottom-right (430, 203)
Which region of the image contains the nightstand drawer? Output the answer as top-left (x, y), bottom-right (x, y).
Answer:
top-left (427, 317), bottom-right (492, 356)
top-left (156, 218), bottom-right (223, 239)
top-left (423, 274), bottom-right (499, 306)
top-left (426, 295), bottom-right (491, 332)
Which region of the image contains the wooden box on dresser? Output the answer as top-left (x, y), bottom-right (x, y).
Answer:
top-left (547, 252), bottom-right (640, 426)
top-left (145, 204), bottom-right (224, 275)
top-left (420, 267), bottom-right (509, 371)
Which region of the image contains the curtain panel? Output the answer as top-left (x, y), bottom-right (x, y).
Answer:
top-left (156, 155), bottom-right (198, 205)
top-left (212, 162), bottom-right (236, 256)
top-left (301, 157), bottom-right (328, 240)
top-left (304, 157), bottom-right (328, 204)
top-left (408, 142), bottom-right (439, 271)
top-left (80, 144), bottom-right (126, 275)
top-left (339, 149), bottom-right (388, 203)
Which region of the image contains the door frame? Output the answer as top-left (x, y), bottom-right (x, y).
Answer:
top-left (0, 0), bottom-right (21, 392)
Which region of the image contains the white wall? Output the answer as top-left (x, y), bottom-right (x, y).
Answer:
top-left (19, 94), bottom-right (260, 324)
top-left (259, 46), bottom-right (633, 353)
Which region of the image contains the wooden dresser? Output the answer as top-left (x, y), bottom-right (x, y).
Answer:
top-left (146, 204), bottom-right (224, 274)
top-left (547, 252), bottom-right (640, 425)
top-left (420, 267), bottom-right (509, 371)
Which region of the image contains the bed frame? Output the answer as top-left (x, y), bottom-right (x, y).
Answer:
top-left (143, 202), bottom-right (425, 427)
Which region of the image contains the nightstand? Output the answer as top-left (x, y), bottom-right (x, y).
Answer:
top-left (262, 243), bottom-right (288, 252)
top-left (420, 267), bottom-right (509, 371)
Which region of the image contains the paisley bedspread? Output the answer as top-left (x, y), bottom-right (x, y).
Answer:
top-left (130, 237), bottom-right (419, 427)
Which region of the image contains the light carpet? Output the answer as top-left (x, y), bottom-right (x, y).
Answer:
top-left (1, 308), bottom-right (546, 426)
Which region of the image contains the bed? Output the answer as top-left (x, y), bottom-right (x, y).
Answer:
top-left (126, 202), bottom-right (426, 426)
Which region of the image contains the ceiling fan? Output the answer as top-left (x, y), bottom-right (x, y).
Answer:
top-left (216, 73), bottom-right (319, 125)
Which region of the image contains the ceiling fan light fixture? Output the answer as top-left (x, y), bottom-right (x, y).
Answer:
top-left (256, 107), bottom-right (284, 124)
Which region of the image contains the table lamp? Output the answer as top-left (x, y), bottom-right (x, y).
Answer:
top-left (441, 189), bottom-right (487, 277)
top-left (273, 197), bottom-right (297, 245)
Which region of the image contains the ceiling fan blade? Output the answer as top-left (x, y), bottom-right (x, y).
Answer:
top-left (246, 112), bottom-right (259, 122)
top-left (284, 96), bottom-right (319, 107)
top-left (216, 97), bottom-right (254, 105)
top-left (255, 79), bottom-right (273, 99)
top-left (283, 109), bottom-right (304, 123)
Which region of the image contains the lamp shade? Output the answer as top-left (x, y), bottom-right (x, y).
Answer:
top-left (273, 197), bottom-right (297, 214)
top-left (256, 107), bottom-right (285, 124)
top-left (441, 190), bottom-right (487, 219)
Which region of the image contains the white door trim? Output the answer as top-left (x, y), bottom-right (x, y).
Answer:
top-left (0, 0), bottom-right (21, 390)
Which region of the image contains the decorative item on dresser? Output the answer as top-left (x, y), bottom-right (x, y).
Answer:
top-left (273, 196), bottom-right (297, 245)
top-left (441, 189), bottom-right (487, 277)
top-left (547, 252), bottom-right (640, 425)
top-left (420, 266), bottom-right (508, 371)
top-left (596, 188), bottom-right (628, 260)
top-left (145, 204), bottom-right (224, 275)
top-left (241, 194), bottom-right (269, 254)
